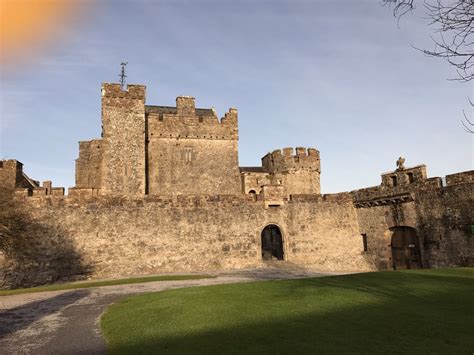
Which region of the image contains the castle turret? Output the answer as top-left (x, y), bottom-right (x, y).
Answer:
top-left (100, 83), bottom-right (146, 196)
top-left (261, 147), bottom-right (321, 194)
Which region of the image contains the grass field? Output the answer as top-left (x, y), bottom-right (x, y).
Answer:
top-left (0, 274), bottom-right (212, 296)
top-left (101, 268), bottom-right (474, 354)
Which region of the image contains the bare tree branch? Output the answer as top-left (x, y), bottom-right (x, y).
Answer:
top-left (385, 0), bottom-right (474, 82)
top-left (461, 97), bottom-right (474, 133)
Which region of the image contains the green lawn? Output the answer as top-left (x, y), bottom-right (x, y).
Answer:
top-left (0, 274), bottom-right (212, 296)
top-left (101, 268), bottom-right (474, 354)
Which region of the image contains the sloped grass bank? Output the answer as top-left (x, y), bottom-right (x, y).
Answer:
top-left (102, 268), bottom-right (474, 354)
top-left (0, 274), bottom-right (213, 296)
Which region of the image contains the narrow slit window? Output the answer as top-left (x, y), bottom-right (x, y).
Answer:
top-left (184, 148), bottom-right (193, 163)
top-left (362, 234), bottom-right (368, 252)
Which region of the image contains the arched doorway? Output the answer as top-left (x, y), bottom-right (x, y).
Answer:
top-left (261, 225), bottom-right (284, 261)
top-left (391, 226), bottom-right (422, 270)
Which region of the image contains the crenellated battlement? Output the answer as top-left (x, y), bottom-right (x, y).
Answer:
top-left (146, 104), bottom-right (238, 140)
top-left (101, 83), bottom-right (146, 100)
top-left (262, 147), bottom-right (320, 173)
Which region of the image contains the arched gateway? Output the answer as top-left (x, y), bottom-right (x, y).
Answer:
top-left (261, 225), bottom-right (284, 261)
top-left (391, 226), bottom-right (422, 270)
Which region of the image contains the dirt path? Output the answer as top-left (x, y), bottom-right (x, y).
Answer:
top-left (0, 267), bottom-right (339, 354)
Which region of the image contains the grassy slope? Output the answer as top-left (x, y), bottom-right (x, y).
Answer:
top-left (0, 275), bottom-right (212, 296)
top-left (102, 268), bottom-right (474, 354)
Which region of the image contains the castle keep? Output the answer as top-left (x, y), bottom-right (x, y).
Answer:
top-left (0, 83), bottom-right (472, 288)
top-left (72, 83), bottom-right (320, 197)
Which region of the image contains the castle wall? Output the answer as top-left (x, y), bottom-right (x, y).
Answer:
top-left (0, 194), bottom-right (373, 288)
top-left (286, 194), bottom-right (370, 270)
top-left (100, 84), bottom-right (146, 196)
top-left (240, 170), bottom-right (270, 194)
top-left (277, 169), bottom-right (321, 195)
top-left (75, 139), bottom-right (103, 189)
top-left (353, 170), bottom-right (474, 270)
top-left (0, 159), bottom-right (40, 191)
top-left (0, 160), bottom-right (22, 189)
top-left (414, 180), bottom-right (473, 268)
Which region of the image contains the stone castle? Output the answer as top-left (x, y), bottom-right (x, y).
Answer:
top-left (0, 83), bottom-right (472, 288)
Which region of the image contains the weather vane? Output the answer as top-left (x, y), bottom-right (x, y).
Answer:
top-left (119, 62), bottom-right (128, 90)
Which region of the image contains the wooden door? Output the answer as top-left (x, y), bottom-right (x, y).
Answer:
top-left (391, 227), bottom-right (422, 270)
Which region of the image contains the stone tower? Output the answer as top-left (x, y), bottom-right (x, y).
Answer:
top-left (100, 83), bottom-right (146, 196)
top-left (262, 147), bottom-right (321, 194)
top-left (145, 97), bottom-right (241, 195)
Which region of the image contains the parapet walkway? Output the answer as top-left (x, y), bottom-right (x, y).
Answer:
top-left (0, 264), bottom-right (349, 355)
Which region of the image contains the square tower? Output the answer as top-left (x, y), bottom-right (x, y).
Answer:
top-left (100, 83), bottom-right (146, 196)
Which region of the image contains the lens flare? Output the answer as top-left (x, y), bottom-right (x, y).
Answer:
top-left (0, 0), bottom-right (85, 68)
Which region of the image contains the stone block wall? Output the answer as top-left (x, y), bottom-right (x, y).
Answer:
top-left (100, 83), bottom-right (146, 196)
top-left (381, 165), bottom-right (427, 188)
top-left (286, 193), bottom-right (370, 270)
top-left (75, 139), bottom-right (103, 189)
top-left (0, 160), bottom-right (22, 189)
top-left (240, 169), bottom-right (270, 195)
top-left (261, 147), bottom-right (321, 194)
top-left (352, 170), bottom-right (474, 270)
top-left (0, 193), bottom-right (374, 288)
top-left (414, 182), bottom-right (473, 267)
top-left (446, 170), bottom-right (474, 186)
top-left (146, 103), bottom-right (240, 195)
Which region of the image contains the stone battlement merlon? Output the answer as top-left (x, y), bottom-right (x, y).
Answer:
top-left (351, 168), bottom-right (474, 204)
top-left (145, 106), bottom-right (237, 125)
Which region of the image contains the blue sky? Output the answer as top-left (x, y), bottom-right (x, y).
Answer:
top-left (0, 0), bottom-right (472, 193)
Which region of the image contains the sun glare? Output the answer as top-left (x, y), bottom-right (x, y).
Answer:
top-left (0, 0), bottom-right (85, 66)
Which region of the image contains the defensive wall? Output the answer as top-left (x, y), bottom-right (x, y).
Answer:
top-left (0, 191), bottom-right (368, 288)
top-left (0, 169), bottom-right (472, 288)
top-left (352, 168), bottom-right (474, 270)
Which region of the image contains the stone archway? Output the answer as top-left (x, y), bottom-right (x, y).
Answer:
top-left (390, 226), bottom-right (422, 270)
top-left (261, 224), bottom-right (284, 261)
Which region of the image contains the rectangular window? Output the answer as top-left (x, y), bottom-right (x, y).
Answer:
top-left (407, 172), bottom-right (414, 183)
top-left (391, 176), bottom-right (398, 187)
top-left (361, 234), bottom-right (368, 252)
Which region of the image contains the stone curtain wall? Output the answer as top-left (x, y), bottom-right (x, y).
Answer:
top-left (415, 182), bottom-right (474, 267)
top-left (1, 171), bottom-right (471, 289)
top-left (0, 194), bottom-right (373, 288)
top-left (353, 171), bottom-right (474, 270)
top-left (286, 194), bottom-right (371, 270)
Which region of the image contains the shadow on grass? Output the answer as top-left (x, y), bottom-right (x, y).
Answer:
top-left (103, 270), bottom-right (474, 354)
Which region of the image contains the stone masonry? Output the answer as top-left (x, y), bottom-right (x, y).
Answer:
top-left (0, 82), bottom-right (472, 289)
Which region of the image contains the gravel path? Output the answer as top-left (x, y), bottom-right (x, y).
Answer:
top-left (0, 266), bottom-right (341, 354)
